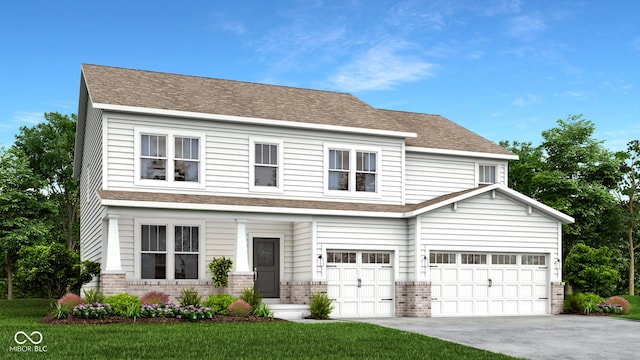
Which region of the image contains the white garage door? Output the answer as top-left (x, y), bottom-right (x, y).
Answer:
top-left (326, 251), bottom-right (394, 317)
top-left (430, 252), bottom-right (549, 317)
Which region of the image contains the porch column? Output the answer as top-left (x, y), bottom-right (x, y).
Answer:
top-left (234, 219), bottom-right (251, 273)
top-left (104, 215), bottom-right (122, 272)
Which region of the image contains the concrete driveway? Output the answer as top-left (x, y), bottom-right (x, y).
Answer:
top-left (353, 315), bottom-right (640, 359)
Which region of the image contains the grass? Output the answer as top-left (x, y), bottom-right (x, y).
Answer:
top-left (0, 299), bottom-right (517, 359)
top-left (616, 295), bottom-right (640, 320)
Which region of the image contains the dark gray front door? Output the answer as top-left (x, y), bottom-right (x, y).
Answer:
top-left (253, 238), bottom-right (279, 298)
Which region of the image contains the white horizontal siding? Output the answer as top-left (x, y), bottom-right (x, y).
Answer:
top-left (104, 112), bottom-right (404, 204)
top-left (405, 153), bottom-right (476, 204)
top-left (420, 192), bottom-right (559, 253)
top-left (315, 217), bottom-right (410, 280)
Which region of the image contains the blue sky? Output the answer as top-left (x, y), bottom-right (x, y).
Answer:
top-left (1, 0), bottom-right (639, 151)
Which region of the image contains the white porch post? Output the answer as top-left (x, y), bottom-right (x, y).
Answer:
top-left (105, 215), bottom-right (122, 272)
top-left (234, 219), bottom-right (251, 273)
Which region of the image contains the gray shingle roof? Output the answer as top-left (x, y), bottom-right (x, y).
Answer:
top-left (80, 64), bottom-right (513, 156)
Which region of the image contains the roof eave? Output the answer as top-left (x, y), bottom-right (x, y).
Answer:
top-left (406, 146), bottom-right (519, 160)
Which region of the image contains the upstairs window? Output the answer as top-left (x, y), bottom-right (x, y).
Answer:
top-left (254, 143), bottom-right (278, 187)
top-left (479, 165), bottom-right (496, 184)
top-left (325, 144), bottom-right (380, 195)
top-left (328, 149), bottom-right (350, 191)
top-left (135, 128), bottom-right (204, 188)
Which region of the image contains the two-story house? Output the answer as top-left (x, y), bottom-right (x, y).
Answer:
top-left (74, 64), bottom-right (573, 318)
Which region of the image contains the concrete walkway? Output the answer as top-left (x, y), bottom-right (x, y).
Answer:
top-left (352, 315), bottom-right (640, 360)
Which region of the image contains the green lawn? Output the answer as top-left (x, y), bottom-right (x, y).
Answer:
top-left (0, 299), bottom-right (516, 359)
top-left (616, 295), bottom-right (640, 320)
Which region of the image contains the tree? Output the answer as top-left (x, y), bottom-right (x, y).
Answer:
top-left (15, 242), bottom-right (100, 301)
top-left (14, 112), bottom-right (79, 250)
top-left (0, 147), bottom-right (51, 299)
top-left (616, 140), bottom-right (640, 295)
top-left (498, 140), bottom-right (543, 197)
top-left (564, 243), bottom-right (620, 297)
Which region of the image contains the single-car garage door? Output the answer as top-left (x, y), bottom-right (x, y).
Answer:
top-left (430, 252), bottom-right (549, 316)
top-left (326, 250), bottom-right (394, 317)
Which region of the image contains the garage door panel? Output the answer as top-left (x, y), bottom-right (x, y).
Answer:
top-left (360, 285), bottom-right (375, 298)
top-left (431, 252), bottom-right (549, 317)
top-left (360, 268), bottom-right (375, 281)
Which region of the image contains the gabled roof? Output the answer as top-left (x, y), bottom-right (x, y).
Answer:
top-left (97, 184), bottom-right (574, 224)
top-left (379, 109), bottom-right (515, 157)
top-left (78, 64), bottom-right (515, 158)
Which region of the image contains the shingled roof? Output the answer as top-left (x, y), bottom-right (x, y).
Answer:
top-left (80, 64), bottom-right (513, 156)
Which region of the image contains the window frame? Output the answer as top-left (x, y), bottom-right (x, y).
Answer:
top-left (323, 143), bottom-right (381, 197)
top-left (134, 218), bottom-right (205, 281)
top-left (134, 127), bottom-right (205, 189)
top-left (249, 137), bottom-right (284, 193)
top-left (478, 164), bottom-right (497, 184)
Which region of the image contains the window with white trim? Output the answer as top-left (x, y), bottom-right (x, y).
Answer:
top-left (522, 254), bottom-right (546, 266)
top-left (492, 254), bottom-right (517, 265)
top-left (139, 222), bottom-right (202, 280)
top-left (430, 252), bottom-right (457, 264)
top-left (135, 128), bottom-right (204, 188)
top-left (461, 253), bottom-right (487, 265)
top-left (325, 144), bottom-right (380, 195)
top-left (362, 252), bottom-right (390, 264)
top-left (249, 138), bottom-right (284, 192)
top-left (479, 164), bottom-right (496, 184)
top-left (327, 251), bottom-right (357, 263)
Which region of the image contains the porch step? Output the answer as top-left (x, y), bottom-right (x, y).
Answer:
top-left (268, 304), bottom-right (310, 320)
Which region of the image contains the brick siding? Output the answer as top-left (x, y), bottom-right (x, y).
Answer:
top-left (395, 281), bottom-right (431, 317)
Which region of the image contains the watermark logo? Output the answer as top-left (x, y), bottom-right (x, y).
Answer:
top-left (9, 331), bottom-right (47, 353)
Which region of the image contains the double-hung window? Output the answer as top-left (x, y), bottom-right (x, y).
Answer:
top-left (135, 128), bottom-right (204, 187)
top-left (478, 164), bottom-right (496, 184)
top-left (325, 144), bottom-right (380, 195)
top-left (249, 138), bottom-right (283, 192)
top-left (138, 221), bottom-right (202, 280)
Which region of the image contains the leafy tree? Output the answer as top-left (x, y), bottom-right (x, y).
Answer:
top-left (0, 147), bottom-right (51, 300)
top-left (15, 242), bottom-right (100, 301)
top-left (564, 243), bottom-right (620, 297)
top-left (503, 115), bottom-right (625, 256)
top-left (14, 112), bottom-right (79, 250)
top-left (616, 140), bottom-right (640, 295)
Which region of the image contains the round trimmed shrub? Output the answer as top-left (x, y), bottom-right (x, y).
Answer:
top-left (57, 293), bottom-right (84, 310)
top-left (104, 293), bottom-right (141, 317)
top-left (203, 294), bottom-right (237, 315)
top-left (228, 299), bottom-right (252, 317)
top-left (606, 296), bottom-right (631, 315)
top-left (140, 291), bottom-right (170, 305)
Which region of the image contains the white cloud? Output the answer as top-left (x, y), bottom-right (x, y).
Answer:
top-left (512, 94), bottom-right (540, 107)
top-left (328, 43), bottom-right (435, 92)
top-left (506, 14), bottom-right (547, 40)
top-left (12, 111), bottom-right (44, 125)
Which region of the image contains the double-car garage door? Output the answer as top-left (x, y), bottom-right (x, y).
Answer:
top-left (430, 252), bottom-right (549, 316)
top-left (326, 250), bottom-right (394, 318)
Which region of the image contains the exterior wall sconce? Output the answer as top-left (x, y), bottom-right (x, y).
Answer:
top-left (317, 254), bottom-right (324, 268)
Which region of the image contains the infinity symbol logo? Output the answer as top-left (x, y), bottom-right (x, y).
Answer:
top-left (14, 331), bottom-right (43, 345)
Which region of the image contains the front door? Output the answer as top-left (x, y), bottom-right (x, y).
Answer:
top-left (253, 238), bottom-right (280, 298)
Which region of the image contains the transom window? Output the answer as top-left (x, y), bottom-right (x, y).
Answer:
top-left (139, 222), bottom-right (201, 280)
top-left (362, 252), bottom-right (390, 264)
top-left (327, 251), bottom-right (357, 264)
top-left (492, 254), bottom-right (517, 265)
top-left (430, 252), bottom-right (457, 264)
top-left (136, 128), bottom-right (204, 187)
top-left (479, 164), bottom-right (496, 184)
top-left (461, 253), bottom-right (487, 265)
top-left (325, 144), bottom-right (380, 195)
top-left (522, 255), bottom-right (546, 266)
top-left (254, 143), bottom-right (278, 187)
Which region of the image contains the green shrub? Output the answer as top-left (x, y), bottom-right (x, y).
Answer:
top-left (140, 291), bottom-right (170, 305)
top-left (228, 299), bottom-right (252, 316)
top-left (209, 257), bottom-right (233, 289)
top-left (82, 288), bottom-right (105, 303)
top-left (203, 294), bottom-right (237, 315)
top-left (563, 292), bottom-right (604, 313)
top-left (253, 303), bottom-right (273, 318)
top-left (54, 304), bottom-right (70, 319)
top-left (177, 287), bottom-right (202, 307)
top-left (240, 287), bottom-right (263, 313)
top-left (104, 293), bottom-right (141, 317)
top-left (564, 243), bottom-right (620, 297)
top-left (308, 292), bottom-right (333, 320)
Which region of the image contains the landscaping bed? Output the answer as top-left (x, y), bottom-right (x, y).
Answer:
top-left (41, 313), bottom-right (286, 325)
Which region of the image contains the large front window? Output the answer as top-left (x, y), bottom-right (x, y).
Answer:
top-left (136, 128), bottom-right (204, 187)
top-left (326, 145), bottom-right (379, 194)
top-left (139, 222), bottom-right (201, 280)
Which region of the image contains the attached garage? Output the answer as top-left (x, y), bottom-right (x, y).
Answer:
top-left (326, 250), bottom-right (394, 317)
top-left (430, 252), bottom-right (549, 316)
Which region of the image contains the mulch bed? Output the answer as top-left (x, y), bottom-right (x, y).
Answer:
top-left (41, 314), bottom-right (287, 325)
